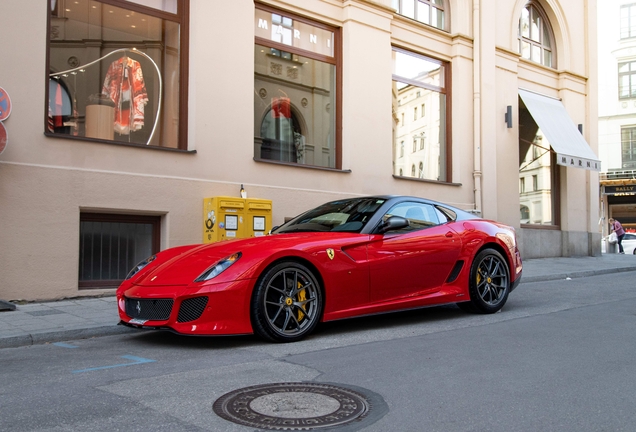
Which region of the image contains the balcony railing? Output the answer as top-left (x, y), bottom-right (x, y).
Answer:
top-left (600, 169), bottom-right (636, 181)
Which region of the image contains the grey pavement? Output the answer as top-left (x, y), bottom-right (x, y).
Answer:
top-left (1, 254), bottom-right (634, 350)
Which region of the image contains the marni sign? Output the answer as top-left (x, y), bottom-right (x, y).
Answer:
top-left (255, 9), bottom-right (334, 58)
top-left (556, 153), bottom-right (601, 172)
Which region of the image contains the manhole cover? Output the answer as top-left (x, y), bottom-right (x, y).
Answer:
top-left (213, 382), bottom-right (371, 430)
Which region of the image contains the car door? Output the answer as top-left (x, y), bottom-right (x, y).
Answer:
top-left (367, 202), bottom-right (462, 304)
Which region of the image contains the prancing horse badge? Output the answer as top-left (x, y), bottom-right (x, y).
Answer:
top-left (326, 248), bottom-right (335, 260)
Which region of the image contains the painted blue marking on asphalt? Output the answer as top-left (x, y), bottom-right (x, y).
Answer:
top-left (53, 342), bottom-right (79, 349)
top-left (71, 355), bottom-right (156, 374)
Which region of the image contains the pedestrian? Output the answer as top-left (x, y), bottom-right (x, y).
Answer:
top-left (609, 217), bottom-right (626, 254)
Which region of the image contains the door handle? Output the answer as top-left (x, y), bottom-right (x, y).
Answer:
top-left (445, 231), bottom-right (453, 238)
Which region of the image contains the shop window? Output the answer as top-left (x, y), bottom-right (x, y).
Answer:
top-left (519, 98), bottom-right (559, 226)
top-left (392, 0), bottom-right (447, 31)
top-left (518, 2), bottom-right (555, 68)
top-left (79, 213), bottom-right (160, 289)
top-left (621, 126), bottom-right (636, 169)
top-left (392, 48), bottom-right (450, 182)
top-left (618, 62), bottom-right (636, 99)
top-left (46, 0), bottom-right (189, 149)
top-left (621, 4), bottom-right (636, 39)
top-left (254, 5), bottom-right (341, 169)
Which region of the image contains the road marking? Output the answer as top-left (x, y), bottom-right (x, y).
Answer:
top-left (71, 355), bottom-right (156, 374)
top-left (53, 342), bottom-right (79, 349)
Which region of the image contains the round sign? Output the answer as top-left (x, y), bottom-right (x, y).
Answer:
top-left (0, 122), bottom-right (7, 155)
top-left (0, 87), bottom-right (11, 122)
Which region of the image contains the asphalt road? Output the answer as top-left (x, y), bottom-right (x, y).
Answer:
top-left (1, 272), bottom-right (635, 432)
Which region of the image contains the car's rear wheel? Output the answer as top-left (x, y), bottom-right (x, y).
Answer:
top-left (457, 248), bottom-right (510, 314)
top-left (251, 261), bottom-right (323, 342)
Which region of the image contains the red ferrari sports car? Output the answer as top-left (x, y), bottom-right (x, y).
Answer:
top-left (117, 196), bottom-right (522, 342)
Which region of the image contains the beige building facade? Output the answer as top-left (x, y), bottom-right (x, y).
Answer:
top-left (0, 0), bottom-right (600, 301)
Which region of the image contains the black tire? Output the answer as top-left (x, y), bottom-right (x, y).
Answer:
top-left (250, 261), bottom-right (323, 342)
top-left (457, 248), bottom-right (510, 314)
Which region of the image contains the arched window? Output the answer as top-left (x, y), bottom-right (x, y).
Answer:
top-left (411, 164), bottom-right (416, 176)
top-left (392, 0), bottom-right (447, 31)
top-left (518, 2), bottom-right (554, 68)
top-left (520, 205), bottom-right (530, 222)
top-left (260, 103), bottom-right (304, 163)
top-left (419, 162), bottom-right (424, 178)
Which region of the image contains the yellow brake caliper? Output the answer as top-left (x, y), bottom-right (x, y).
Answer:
top-left (477, 272), bottom-right (482, 286)
top-left (297, 281), bottom-right (307, 321)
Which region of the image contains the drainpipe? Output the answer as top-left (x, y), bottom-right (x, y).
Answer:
top-left (473, 0), bottom-right (483, 216)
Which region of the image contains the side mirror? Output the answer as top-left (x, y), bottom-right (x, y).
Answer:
top-left (378, 216), bottom-right (409, 234)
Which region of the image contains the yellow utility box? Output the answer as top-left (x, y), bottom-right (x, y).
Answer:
top-left (245, 198), bottom-right (273, 238)
top-left (203, 196), bottom-right (246, 243)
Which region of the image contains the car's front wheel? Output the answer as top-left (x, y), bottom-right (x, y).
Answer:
top-left (457, 248), bottom-right (510, 314)
top-left (251, 261), bottom-right (323, 342)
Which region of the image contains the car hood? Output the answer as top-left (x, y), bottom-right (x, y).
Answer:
top-left (133, 232), bottom-right (369, 287)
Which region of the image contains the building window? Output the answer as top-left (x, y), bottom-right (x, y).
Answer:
top-left (518, 2), bottom-right (554, 68)
top-left (400, 141), bottom-right (405, 157)
top-left (621, 126), bottom-right (636, 169)
top-left (414, 106), bottom-right (418, 120)
top-left (421, 103), bottom-right (425, 117)
top-left (47, 0), bottom-right (189, 149)
top-left (621, 4), bottom-right (636, 39)
top-left (618, 62), bottom-right (636, 99)
top-left (392, 0), bottom-right (447, 31)
top-left (392, 48), bottom-right (449, 181)
top-left (520, 205), bottom-right (530, 223)
top-left (254, 5), bottom-right (341, 169)
top-left (79, 213), bottom-right (160, 289)
top-left (519, 98), bottom-right (559, 226)
top-left (411, 164), bottom-right (416, 176)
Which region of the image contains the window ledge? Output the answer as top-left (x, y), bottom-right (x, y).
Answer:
top-left (393, 174), bottom-right (461, 186)
top-left (253, 158), bottom-right (351, 173)
top-left (520, 224), bottom-right (561, 231)
top-left (44, 132), bottom-right (196, 154)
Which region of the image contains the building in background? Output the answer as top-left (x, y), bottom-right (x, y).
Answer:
top-left (0, 0), bottom-right (600, 301)
top-left (598, 0), bottom-right (636, 237)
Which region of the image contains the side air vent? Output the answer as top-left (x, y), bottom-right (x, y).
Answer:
top-left (445, 260), bottom-right (464, 283)
top-left (177, 296), bottom-right (209, 323)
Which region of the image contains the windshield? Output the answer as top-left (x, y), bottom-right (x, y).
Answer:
top-left (274, 198), bottom-right (387, 233)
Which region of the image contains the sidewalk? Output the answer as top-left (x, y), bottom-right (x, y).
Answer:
top-left (1, 254), bottom-right (634, 349)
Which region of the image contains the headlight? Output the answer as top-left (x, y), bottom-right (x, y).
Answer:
top-left (126, 255), bottom-right (156, 280)
top-left (194, 252), bottom-right (242, 282)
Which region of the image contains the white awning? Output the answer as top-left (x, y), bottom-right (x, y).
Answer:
top-left (519, 89), bottom-right (601, 171)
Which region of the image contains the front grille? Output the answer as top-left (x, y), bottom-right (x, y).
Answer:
top-left (177, 296), bottom-right (209, 323)
top-left (125, 297), bottom-right (173, 321)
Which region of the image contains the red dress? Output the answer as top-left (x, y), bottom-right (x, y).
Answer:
top-left (102, 57), bottom-right (149, 135)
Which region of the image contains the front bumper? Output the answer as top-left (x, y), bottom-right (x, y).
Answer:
top-left (117, 279), bottom-right (255, 336)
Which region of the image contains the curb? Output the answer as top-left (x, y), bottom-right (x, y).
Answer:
top-left (521, 265), bottom-right (636, 283)
top-left (0, 324), bottom-right (135, 349)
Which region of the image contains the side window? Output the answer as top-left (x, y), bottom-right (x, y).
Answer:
top-left (385, 202), bottom-right (440, 232)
